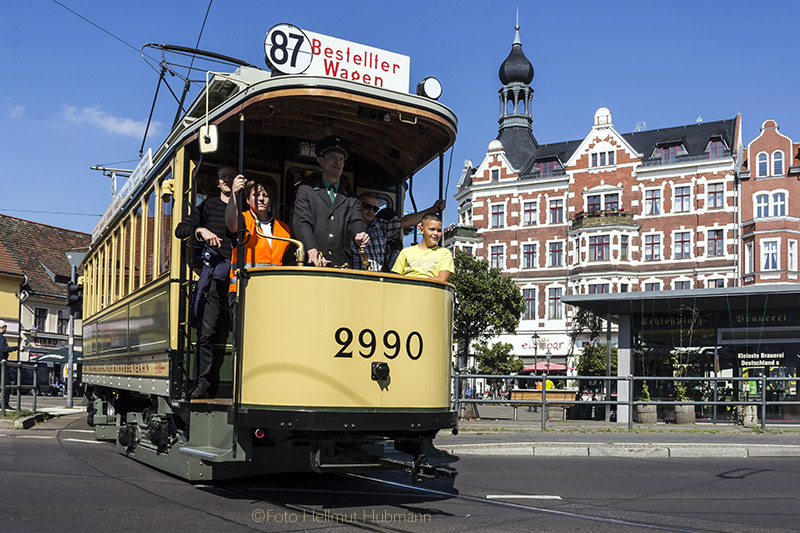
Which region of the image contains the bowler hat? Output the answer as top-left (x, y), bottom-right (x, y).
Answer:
top-left (315, 136), bottom-right (349, 159)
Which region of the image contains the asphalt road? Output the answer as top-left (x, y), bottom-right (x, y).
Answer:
top-left (1, 413), bottom-right (799, 532)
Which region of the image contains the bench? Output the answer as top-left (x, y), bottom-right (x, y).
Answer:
top-left (509, 389), bottom-right (578, 421)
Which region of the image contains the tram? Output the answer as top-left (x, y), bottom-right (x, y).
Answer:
top-left (80, 26), bottom-right (457, 482)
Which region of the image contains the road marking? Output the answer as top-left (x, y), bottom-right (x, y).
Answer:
top-left (486, 494), bottom-right (562, 500)
top-left (62, 429), bottom-right (94, 434)
top-left (11, 435), bottom-right (53, 439)
top-left (63, 438), bottom-right (104, 445)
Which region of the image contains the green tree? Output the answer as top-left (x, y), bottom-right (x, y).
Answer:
top-left (474, 342), bottom-right (524, 392)
top-left (576, 343), bottom-right (618, 376)
top-left (450, 250), bottom-right (525, 369)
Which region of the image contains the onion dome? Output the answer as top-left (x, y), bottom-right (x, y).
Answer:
top-left (498, 24), bottom-right (533, 85)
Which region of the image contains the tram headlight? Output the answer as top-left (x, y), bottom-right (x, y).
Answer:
top-left (371, 362), bottom-right (390, 381)
top-left (416, 77), bottom-right (442, 100)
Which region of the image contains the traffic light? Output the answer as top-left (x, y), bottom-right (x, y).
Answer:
top-left (65, 281), bottom-right (83, 317)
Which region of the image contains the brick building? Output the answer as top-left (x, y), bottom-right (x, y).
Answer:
top-left (447, 25), bottom-right (800, 371)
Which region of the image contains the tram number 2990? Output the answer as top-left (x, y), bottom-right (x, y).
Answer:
top-left (334, 327), bottom-right (422, 360)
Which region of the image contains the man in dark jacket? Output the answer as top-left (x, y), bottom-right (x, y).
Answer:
top-left (293, 136), bottom-right (369, 267)
top-left (174, 166), bottom-right (235, 399)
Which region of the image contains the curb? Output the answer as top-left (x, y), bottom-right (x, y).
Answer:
top-left (0, 412), bottom-right (47, 430)
top-left (438, 442), bottom-right (800, 458)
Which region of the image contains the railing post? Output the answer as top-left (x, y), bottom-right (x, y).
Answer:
top-left (541, 374), bottom-right (547, 431)
top-left (32, 366), bottom-right (37, 413)
top-left (1, 361), bottom-right (5, 416)
top-left (15, 362), bottom-right (22, 411)
top-left (760, 374), bottom-right (767, 430)
top-left (628, 375), bottom-right (634, 430)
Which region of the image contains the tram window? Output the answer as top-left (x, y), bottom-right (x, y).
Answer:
top-left (160, 177), bottom-right (174, 276)
top-left (111, 230), bottom-right (120, 304)
top-left (145, 190), bottom-right (156, 284)
top-left (132, 204), bottom-right (142, 291)
top-left (121, 218), bottom-right (131, 297)
top-left (98, 244), bottom-right (107, 309)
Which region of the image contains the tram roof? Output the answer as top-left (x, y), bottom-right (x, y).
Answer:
top-left (562, 284), bottom-right (800, 316)
top-left (171, 67), bottom-right (458, 185)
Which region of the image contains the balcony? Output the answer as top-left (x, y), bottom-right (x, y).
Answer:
top-left (572, 209), bottom-right (637, 230)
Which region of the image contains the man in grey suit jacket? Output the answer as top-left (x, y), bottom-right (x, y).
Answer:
top-left (293, 136), bottom-right (370, 267)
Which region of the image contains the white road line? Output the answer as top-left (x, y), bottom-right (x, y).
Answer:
top-left (11, 435), bottom-right (54, 439)
top-left (62, 438), bottom-right (105, 445)
top-left (486, 494), bottom-right (562, 500)
top-left (62, 429), bottom-right (94, 434)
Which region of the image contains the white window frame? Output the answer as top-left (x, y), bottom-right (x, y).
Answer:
top-left (761, 239), bottom-right (779, 271)
top-left (757, 152), bottom-right (768, 177)
top-left (772, 150), bottom-right (784, 176)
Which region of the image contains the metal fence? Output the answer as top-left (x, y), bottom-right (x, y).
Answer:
top-left (1, 360), bottom-right (41, 416)
top-left (453, 372), bottom-right (800, 430)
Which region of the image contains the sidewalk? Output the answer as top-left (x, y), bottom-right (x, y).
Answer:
top-left (434, 403), bottom-right (800, 458)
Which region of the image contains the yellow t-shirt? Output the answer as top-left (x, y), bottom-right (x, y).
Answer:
top-left (391, 244), bottom-right (454, 278)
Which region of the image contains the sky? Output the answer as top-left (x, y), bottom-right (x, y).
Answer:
top-left (1, 1), bottom-right (799, 236)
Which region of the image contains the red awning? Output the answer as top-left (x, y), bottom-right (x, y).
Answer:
top-left (521, 362), bottom-right (571, 372)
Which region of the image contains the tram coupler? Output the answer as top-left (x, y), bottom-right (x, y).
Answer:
top-left (377, 454), bottom-right (457, 485)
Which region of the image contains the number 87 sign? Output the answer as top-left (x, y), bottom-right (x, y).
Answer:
top-left (264, 23), bottom-right (313, 74)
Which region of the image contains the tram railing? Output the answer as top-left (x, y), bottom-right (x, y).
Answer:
top-left (1, 360), bottom-right (40, 416)
top-left (453, 372), bottom-right (800, 431)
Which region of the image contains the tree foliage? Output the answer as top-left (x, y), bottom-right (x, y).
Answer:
top-left (474, 342), bottom-right (524, 376)
top-left (451, 250), bottom-right (525, 346)
top-left (576, 344), bottom-right (618, 376)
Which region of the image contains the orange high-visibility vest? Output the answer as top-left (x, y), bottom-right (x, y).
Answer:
top-left (229, 211), bottom-right (291, 292)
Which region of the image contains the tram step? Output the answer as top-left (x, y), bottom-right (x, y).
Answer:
top-left (179, 445), bottom-right (232, 461)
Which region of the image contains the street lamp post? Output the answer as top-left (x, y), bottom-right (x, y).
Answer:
top-left (546, 349), bottom-right (552, 374)
top-left (531, 333), bottom-right (539, 377)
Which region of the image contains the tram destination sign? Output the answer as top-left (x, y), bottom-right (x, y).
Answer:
top-left (264, 24), bottom-right (410, 93)
top-left (92, 148), bottom-right (152, 243)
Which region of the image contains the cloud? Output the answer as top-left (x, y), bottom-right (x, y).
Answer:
top-left (61, 106), bottom-right (162, 138)
top-left (10, 105), bottom-right (26, 119)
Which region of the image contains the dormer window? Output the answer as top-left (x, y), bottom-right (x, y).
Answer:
top-left (535, 159), bottom-right (561, 177)
top-left (591, 151), bottom-right (615, 167)
top-left (707, 138), bottom-right (727, 158)
top-left (654, 143), bottom-right (686, 164)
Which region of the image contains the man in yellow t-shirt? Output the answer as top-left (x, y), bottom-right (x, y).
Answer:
top-left (391, 214), bottom-right (454, 281)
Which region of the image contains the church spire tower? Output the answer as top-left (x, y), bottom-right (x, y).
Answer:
top-left (496, 13), bottom-right (539, 169)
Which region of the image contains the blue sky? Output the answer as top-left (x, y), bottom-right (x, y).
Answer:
top-left (1, 1), bottom-right (798, 235)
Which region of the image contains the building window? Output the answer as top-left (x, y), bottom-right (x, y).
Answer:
top-left (523, 288), bottom-right (536, 320)
top-left (709, 140), bottom-right (725, 158)
top-left (708, 279), bottom-right (725, 288)
top-left (523, 201), bottom-right (538, 225)
top-left (591, 151), bottom-right (615, 167)
top-left (535, 160), bottom-right (559, 177)
top-left (773, 192), bottom-right (786, 216)
top-left (549, 199), bottom-right (563, 224)
top-left (605, 193), bottom-right (619, 212)
top-left (773, 151), bottom-right (784, 176)
top-left (620, 235), bottom-right (629, 260)
top-left (675, 281), bottom-right (691, 290)
top-left (57, 310), bottom-right (69, 335)
top-left (674, 186), bottom-right (691, 213)
top-left (589, 235), bottom-right (610, 261)
top-left (656, 144), bottom-right (684, 163)
top-left (522, 243), bottom-right (537, 269)
top-left (708, 229), bottom-right (724, 257)
top-left (548, 287), bottom-right (563, 319)
top-left (756, 194), bottom-right (769, 218)
top-left (587, 195), bottom-right (602, 214)
top-left (790, 240), bottom-right (798, 271)
top-left (620, 284), bottom-right (629, 292)
top-left (644, 282), bottom-right (661, 292)
top-left (757, 152), bottom-right (768, 177)
top-left (645, 189), bottom-right (661, 215)
top-left (675, 232), bottom-right (691, 259)
top-left (491, 204), bottom-right (505, 228)
top-left (490, 245), bottom-right (504, 269)
top-left (588, 284), bottom-right (609, 294)
top-left (549, 241), bottom-right (563, 267)
top-left (708, 183), bottom-right (724, 208)
top-left (644, 234), bottom-right (661, 261)
top-left (34, 308), bottom-right (47, 332)
top-left (491, 169), bottom-right (499, 182)
top-left (761, 240), bottom-right (778, 271)
top-left (745, 242), bottom-right (754, 275)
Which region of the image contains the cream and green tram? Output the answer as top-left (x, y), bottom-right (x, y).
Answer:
top-left (81, 65), bottom-right (458, 481)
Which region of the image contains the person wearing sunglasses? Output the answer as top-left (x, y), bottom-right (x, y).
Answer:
top-left (351, 192), bottom-right (445, 272)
